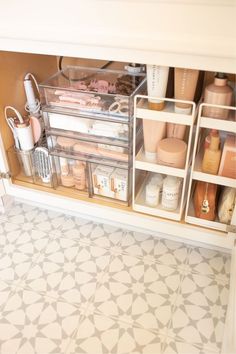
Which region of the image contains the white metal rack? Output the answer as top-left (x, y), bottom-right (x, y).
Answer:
top-left (185, 103), bottom-right (236, 232)
top-left (133, 95), bottom-right (196, 221)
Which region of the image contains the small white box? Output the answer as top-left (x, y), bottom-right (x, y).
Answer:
top-left (92, 165), bottom-right (115, 198)
top-left (111, 168), bottom-right (128, 201)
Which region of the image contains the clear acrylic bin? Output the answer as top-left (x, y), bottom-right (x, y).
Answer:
top-left (39, 66), bottom-right (146, 120)
top-left (90, 162), bottom-right (130, 203)
top-left (7, 146), bottom-right (55, 188)
top-left (53, 155), bottom-right (89, 195)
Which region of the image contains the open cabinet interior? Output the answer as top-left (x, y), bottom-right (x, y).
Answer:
top-left (0, 52), bottom-right (138, 209)
top-left (0, 51), bottom-right (235, 245)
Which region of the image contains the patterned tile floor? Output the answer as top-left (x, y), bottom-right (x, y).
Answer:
top-left (0, 202), bottom-right (231, 354)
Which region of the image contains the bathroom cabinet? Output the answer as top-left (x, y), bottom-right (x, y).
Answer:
top-left (0, 0), bottom-right (235, 251)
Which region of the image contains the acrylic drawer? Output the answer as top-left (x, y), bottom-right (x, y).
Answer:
top-left (43, 110), bottom-right (130, 146)
top-left (39, 66), bottom-right (146, 120)
top-left (47, 134), bottom-right (130, 164)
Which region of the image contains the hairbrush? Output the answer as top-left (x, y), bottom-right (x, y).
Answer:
top-left (33, 147), bottom-right (51, 183)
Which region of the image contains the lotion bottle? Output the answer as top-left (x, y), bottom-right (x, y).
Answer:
top-left (72, 162), bottom-right (86, 190)
top-left (144, 65), bottom-right (169, 161)
top-left (167, 68), bottom-right (199, 140)
top-left (146, 65), bottom-right (169, 111)
top-left (203, 73), bottom-right (233, 119)
top-left (161, 176), bottom-right (181, 211)
top-left (202, 135), bottom-right (221, 174)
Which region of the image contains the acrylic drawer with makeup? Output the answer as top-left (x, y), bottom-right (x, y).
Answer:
top-left (47, 133), bottom-right (130, 164)
top-left (39, 66), bottom-right (146, 120)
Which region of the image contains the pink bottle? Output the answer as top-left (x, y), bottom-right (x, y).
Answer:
top-left (203, 73), bottom-right (233, 120)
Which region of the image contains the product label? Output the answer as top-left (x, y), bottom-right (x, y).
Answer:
top-left (162, 190), bottom-right (179, 209)
top-left (146, 194), bottom-right (159, 207)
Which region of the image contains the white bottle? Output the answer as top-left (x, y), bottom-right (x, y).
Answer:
top-left (161, 176), bottom-right (180, 210)
top-left (145, 183), bottom-right (160, 207)
top-left (149, 173), bottom-right (164, 192)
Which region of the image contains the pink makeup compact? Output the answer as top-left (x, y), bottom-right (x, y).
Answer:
top-left (157, 138), bottom-right (187, 168)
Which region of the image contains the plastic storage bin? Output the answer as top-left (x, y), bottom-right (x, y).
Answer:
top-left (39, 66), bottom-right (146, 120)
top-left (90, 162), bottom-right (130, 202)
top-left (53, 155), bottom-right (89, 195)
top-left (7, 146), bottom-right (55, 188)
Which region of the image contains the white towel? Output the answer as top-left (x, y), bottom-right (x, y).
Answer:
top-left (221, 244), bottom-right (236, 354)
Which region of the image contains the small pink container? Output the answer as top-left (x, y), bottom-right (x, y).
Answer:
top-left (157, 138), bottom-right (187, 168)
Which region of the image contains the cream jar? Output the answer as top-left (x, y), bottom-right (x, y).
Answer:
top-left (157, 138), bottom-right (187, 168)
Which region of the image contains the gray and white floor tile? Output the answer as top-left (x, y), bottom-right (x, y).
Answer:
top-left (0, 286), bottom-right (82, 354)
top-left (120, 231), bottom-right (189, 267)
top-left (0, 201), bottom-right (231, 353)
top-left (67, 312), bottom-right (165, 354)
top-left (93, 254), bottom-right (182, 332)
top-left (23, 237), bottom-right (112, 307)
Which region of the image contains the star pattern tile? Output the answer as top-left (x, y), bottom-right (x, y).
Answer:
top-left (0, 201), bottom-right (231, 354)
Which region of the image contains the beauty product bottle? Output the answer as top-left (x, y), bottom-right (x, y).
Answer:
top-left (146, 65), bottom-right (169, 111)
top-left (59, 157), bottom-right (69, 176)
top-left (202, 135), bottom-right (221, 174)
top-left (203, 73), bottom-right (233, 119)
top-left (161, 176), bottom-right (180, 211)
top-left (167, 68), bottom-right (199, 140)
top-left (149, 173), bottom-right (164, 191)
top-left (143, 119), bottom-right (166, 161)
top-left (143, 65), bottom-right (169, 161)
top-left (72, 162), bottom-right (86, 190)
top-left (204, 129), bottom-right (219, 149)
top-left (194, 181), bottom-right (217, 221)
top-left (218, 134), bottom-right (236, 179)
top-left (145, 183), bottom-right (160, 207)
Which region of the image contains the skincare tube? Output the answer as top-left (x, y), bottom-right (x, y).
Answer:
top-left (174, 68), bottom-right (199, 113)
top-left (143, 119), bottom-right (166, 161)
top-left (146, 65), bottom-right (169, 111)
top-left (167, 68), bottom-right (199, 140)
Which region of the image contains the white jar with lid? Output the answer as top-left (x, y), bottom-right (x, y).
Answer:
top-left (161, 176), bottom-right (180, 210)
top-left (145, 183), bottom-right (160, 207)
